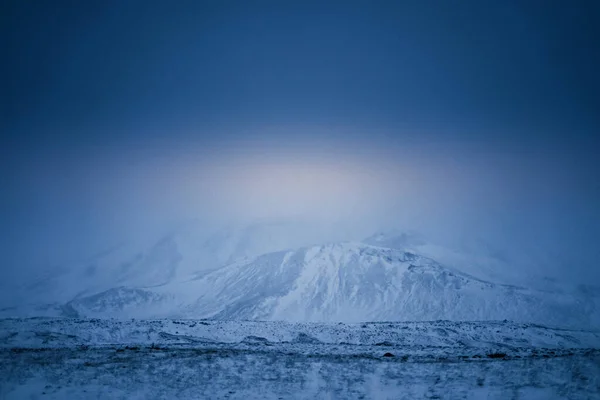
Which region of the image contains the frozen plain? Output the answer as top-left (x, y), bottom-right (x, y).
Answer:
top-left (1, 318), bottom-right (599, 399)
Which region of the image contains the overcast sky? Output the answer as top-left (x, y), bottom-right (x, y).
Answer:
top-left (2, 1), bottom-right (599, 282)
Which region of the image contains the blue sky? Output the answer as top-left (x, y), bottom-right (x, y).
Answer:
top-left (2, 1), bottom-right (599, 282)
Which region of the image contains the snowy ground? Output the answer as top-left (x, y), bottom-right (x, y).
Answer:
top-left (1, 318), bottom-right (599, 399)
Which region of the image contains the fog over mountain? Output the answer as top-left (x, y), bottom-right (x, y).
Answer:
top-left (2, 136), bottom-right (600, 326)
top-left (4, 134), bottom-right (600, 284)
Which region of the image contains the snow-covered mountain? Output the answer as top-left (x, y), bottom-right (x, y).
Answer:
top-left (57, 242), bottom-right (600, 329)
top-left (3, 223), bottom-right (599, 329)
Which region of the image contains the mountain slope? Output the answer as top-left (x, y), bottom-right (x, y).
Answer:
top-left (4, 220), bottom-right (347, 310)
top-left (364, 230), bottom-right (547, 288)
top-left (64, 242), bottom-right (600, 329)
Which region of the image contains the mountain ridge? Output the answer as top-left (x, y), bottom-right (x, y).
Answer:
top-left (54, 241), bottom-right (600, 329)
top-left (2, 224), bottom-right (598, 330)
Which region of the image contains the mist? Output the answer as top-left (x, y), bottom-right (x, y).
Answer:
top-left (3, 122), bottom-right (598, 286)
top-left (3, 0), bottom-right (599, 286)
